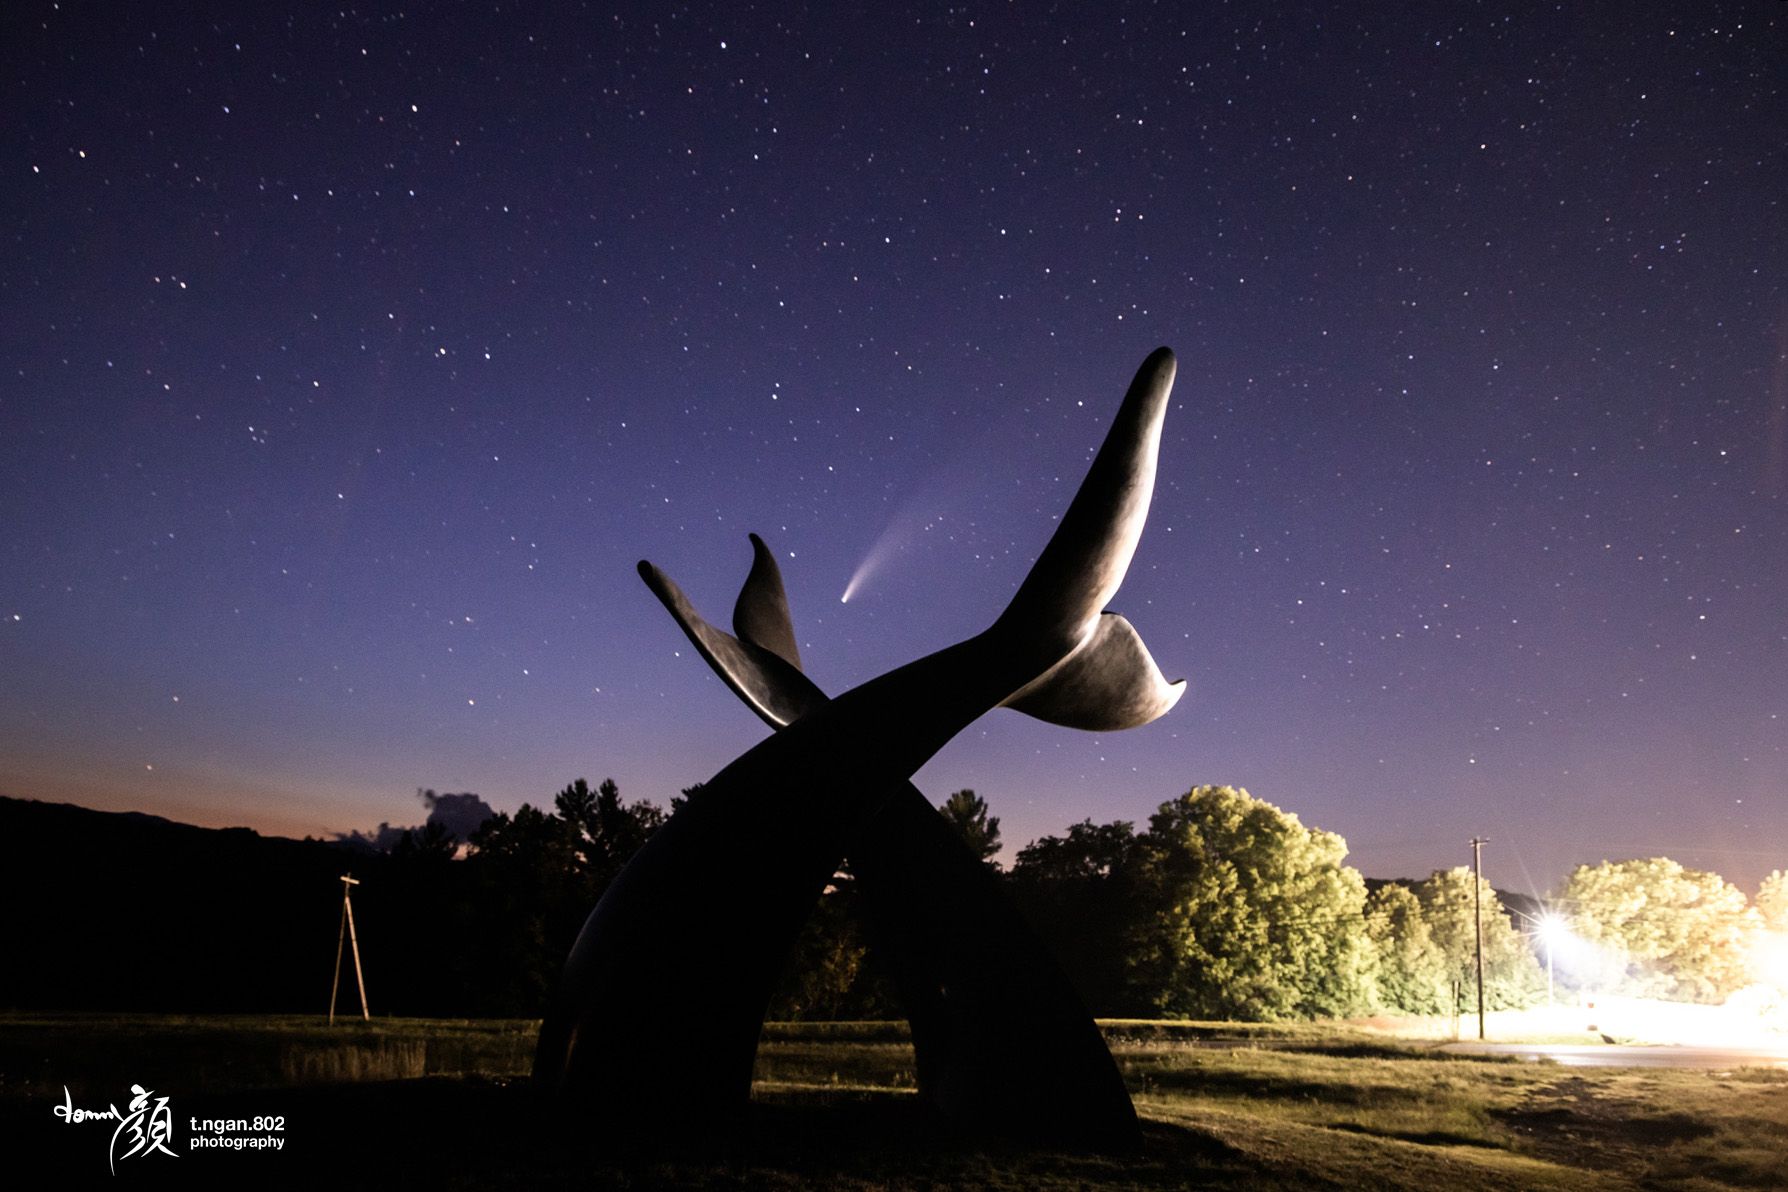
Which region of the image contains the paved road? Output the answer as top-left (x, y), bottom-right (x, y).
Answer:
top-left (1439, 1041), bottom-right (1788, 1069)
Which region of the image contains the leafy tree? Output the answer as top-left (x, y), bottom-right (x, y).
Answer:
top-left (767, 872), bottom-right (890, 1019)
top-left (1365, 882), bottom-right (1449, 1015)
top-left (1415, 867), bottom-right (1544, 1011)
top-left (1752, 870), bottom-right (1788, 1004)
top-left (459, 803), bottom-right (585, 1012)
top-left (393, 819), bottom-right (459, 861)
top-left (1014, 819), bottom-right (1138, 886)
top-left (937, 789), bottom-right (1002, 866)
top-left (1757, 870), bottom-right (1788, 934)
top-left (455, 778), bottom-right (668, 1015)
top-left (554, 777), bottom-right (666, 888)
top-left (670, 781), bottom-right (704, 816)
top-left (1010, 819), bottom-right (1142, 1014)
top-left (374, 820), bottom-right (468, 1014)
top-left (1125, 786), bottom-right (1375, 1021)
top-left (1560, 857), bottom-right (1755, 1002)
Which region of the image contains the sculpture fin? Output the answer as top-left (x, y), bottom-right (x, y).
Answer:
top-left (994, 347), bottom-right (1176, 668)
top-left (732, 532), bottom-right (802, 671)
top-left (638, 560), bottom-right (823, 729)
top-left (1000, 612), bottom-right (1185, 731)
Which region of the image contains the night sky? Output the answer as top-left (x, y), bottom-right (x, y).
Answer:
top-left (4, 2), bottom-right (1784, 895)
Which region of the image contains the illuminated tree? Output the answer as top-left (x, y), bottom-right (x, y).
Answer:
top-left (1126, 786), bottom-right (1375, 1020)
top-left (1758, 870), bottom-right (1788, 934)
top-left (1415, 867), bottom-right (1545, 1011)
top-left (1750, 870), bottom-right (1788, 1001)
top-left (768, 874), bottom-right (883, 1020)
top-left (1365, 882), bottom-right (1449, 1015)
top-left (1560, 857), bottom-right (1755, 1003)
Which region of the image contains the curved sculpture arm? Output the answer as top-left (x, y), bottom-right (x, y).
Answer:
top-left (995, 346), bottom-right (1176, 666)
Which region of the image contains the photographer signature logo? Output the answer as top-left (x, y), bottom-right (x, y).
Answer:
top-left (53, 1083), bottom-right (178, 1174)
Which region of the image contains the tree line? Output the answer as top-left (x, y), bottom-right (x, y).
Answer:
top-left (4, 786), bottom-right (1780, 1020)
top-left (348, 780), bottom-right (1788, 1021)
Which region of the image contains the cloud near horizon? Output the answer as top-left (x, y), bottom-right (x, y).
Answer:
top-left (338, 789), bottom-right (497, 853)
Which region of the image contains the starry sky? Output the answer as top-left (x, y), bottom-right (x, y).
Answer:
top-left (3, 1), bottom-right (1784, 894)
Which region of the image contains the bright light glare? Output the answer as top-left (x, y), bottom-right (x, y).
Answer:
top-left (1755, 933), bottom-right (1788, 989)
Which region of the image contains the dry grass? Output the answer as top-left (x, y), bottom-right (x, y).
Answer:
top-left (0, 1012), bottom-right (538, 1098)
top-left (754, 1025), bottom-right (1788, 1190)
top-left (3, 1014), bottom-right (1785, 1188)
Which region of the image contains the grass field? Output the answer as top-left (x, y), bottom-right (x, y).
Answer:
top-left (4, 1014), bottom-right (1785, 1188)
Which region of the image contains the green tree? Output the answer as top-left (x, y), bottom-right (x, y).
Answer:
top-left (554, 777), bottom-right (666, 887)
top-left (462, 803), bottom-right (586, 1013)
top-left (767, 873), bottom-right (890, 1020)
top-left (938, 789), bottom-right (1002, 866)
top-left (1752, 870), bottom-right (1788, 1000)
top-left (1010, 819), bottom-right (1142, 1014)
top-left (456, 777), bottom-right (668, 1015)
top-left (1560, 857), bottom-right (1755, 1002)
top-left (1365, 882), bottom-right (1448, 1015)
top-left (1125, 786), bottom-right (1375, 1021)
top-left (393, 819), bottom-right (459, 861)
top-left (1416, 867), bottom-right (1544, 1012)
top-left (669, 781), bottom-right (704, 816)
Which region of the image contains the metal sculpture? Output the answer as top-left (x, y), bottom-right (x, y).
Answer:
top-left (534, 348), bottom-right (1184, 1150)
top-left (638, 534), bottom-right (1140, 1145)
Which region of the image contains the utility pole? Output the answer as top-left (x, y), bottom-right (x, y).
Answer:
top-left (329, 874), bottom-right (369, 1023)
top-left (1470, 838), bottom-right (1489, 1041)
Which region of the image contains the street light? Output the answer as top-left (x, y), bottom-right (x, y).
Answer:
top-left (1535, 912), bottom-right (1571, 1007)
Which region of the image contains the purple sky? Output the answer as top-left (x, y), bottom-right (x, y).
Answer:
top-left (3, 1), bottom-right (1783, 895)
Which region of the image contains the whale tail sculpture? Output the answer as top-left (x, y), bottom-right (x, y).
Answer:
top-left (638, 347), bottom-right (1183, 740)
top-left (534, 348), bottom-right (1184, 1151)
top-left (641, 532), bottom-right (1149, 1145)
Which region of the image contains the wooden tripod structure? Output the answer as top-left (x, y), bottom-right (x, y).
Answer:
top-left (328, 873), bottom-right (369, 1022)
